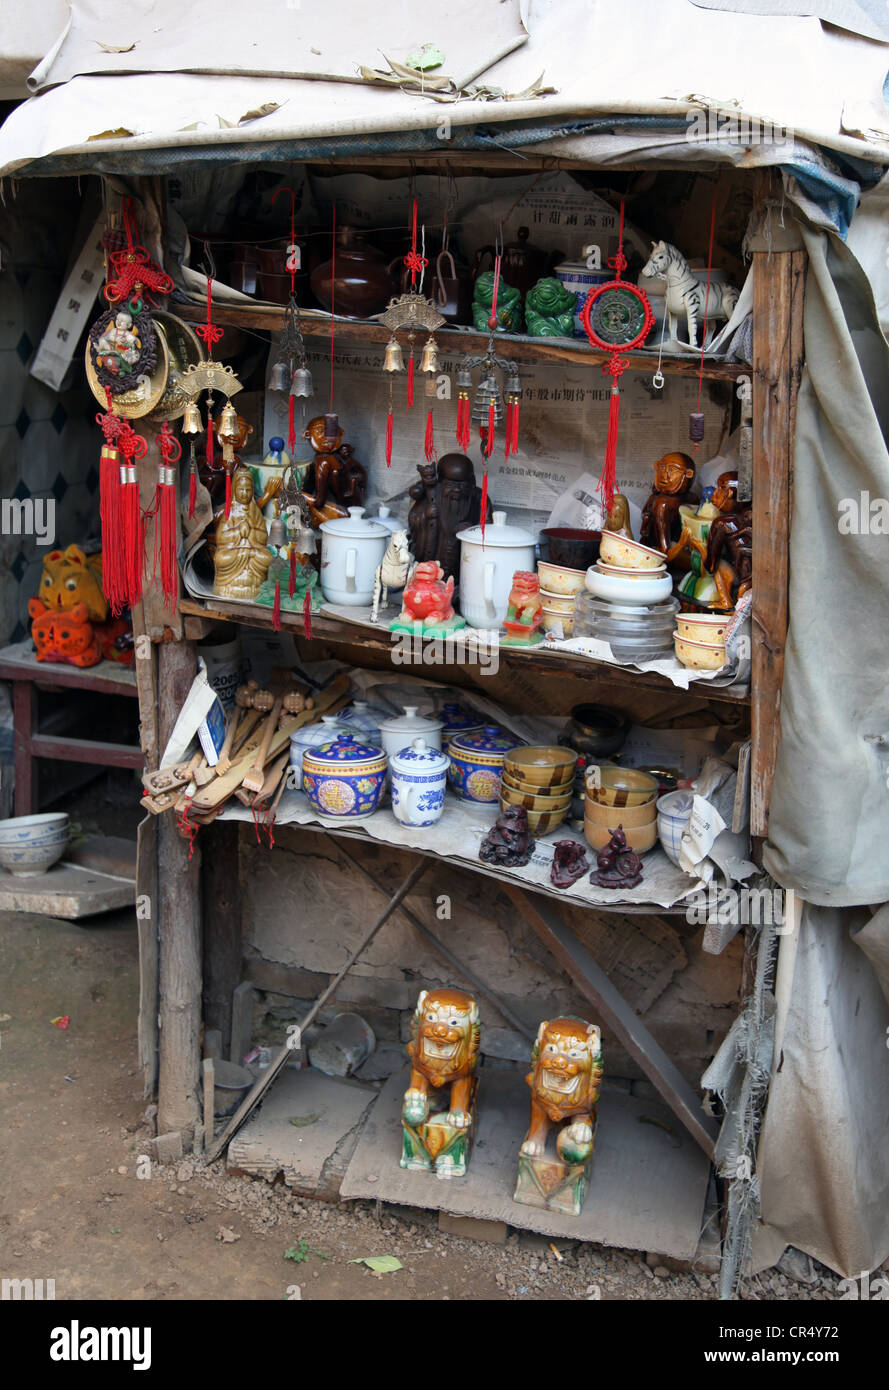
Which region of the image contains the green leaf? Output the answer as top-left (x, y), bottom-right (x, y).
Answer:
top-left (289, 1113), bottom-right (319, 1128)
top-left (406, 44), bottom-right (445, 72)
top-left (349, 1255), bottom-right (403, 1273)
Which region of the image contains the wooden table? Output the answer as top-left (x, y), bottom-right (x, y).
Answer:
top-left (0, 640), bottom-right (141, 816)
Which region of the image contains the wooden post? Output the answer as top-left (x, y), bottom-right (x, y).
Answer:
top-left (156, 636), bottom-right (203, 1141)
top-left (749, 185), bottom-right (806, 841)
top-left (201, 820), bottom-right (242, 1056)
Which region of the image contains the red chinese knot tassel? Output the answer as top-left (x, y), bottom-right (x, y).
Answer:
top-left (289, 547), bottom-right (297, 599)
top-left (272, 578), bottom-right (282, 631)
top-left (288, 394), bottom-right (297, 454)
top-left (385, 408), bottom-right (393, 467)
top-left (599, 377), bottom-right (622, 516)
top-left (407, 355), bottom-right (414, 409)
top-left (155, 421), bottom-right (182, 612)
top-left (188, 454), bottom-right (197, 519)
top-left (480, 471), bottom-right (488, 545)
top-left (424, 409), bottom-right (435, 462)
top-left (484, 400), bottom-right (495, 459)
top-left (224, 469), bottom-right (232, 520)
top-left (303, 584), bottom-right (313, 641)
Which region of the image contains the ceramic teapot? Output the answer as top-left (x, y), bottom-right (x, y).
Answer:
top-left (473, 227), bottom-right (550, 298)
top-left (311, 227), bottom-right (396, 317)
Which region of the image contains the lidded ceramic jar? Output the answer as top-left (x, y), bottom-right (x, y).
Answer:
top-left (302, 734), bottom-right (388, 820)
top-left (337, 700), bottom-right (384, 747)
top-left (372, 505), bottom-right (405, 534)
top-left (289, 714), bottom-right (354, 790)
top-left (319, 507), bottom-right (389, 606)
top-left (457, 511), bottom-right (537, 629)
top-left (390, 738), bottom-right (450, 828)
top-left (447, 724), bottom-right (525, 804)
top-left (438, 701), bottom-right (485, 750)
top-left (379, 705), bottom-right (443, 759)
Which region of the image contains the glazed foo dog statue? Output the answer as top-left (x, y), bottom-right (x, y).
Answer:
top-left (401, 987), bottom-right (481, 1178)
top-left (514, 1016), bottom-right (603, 1216)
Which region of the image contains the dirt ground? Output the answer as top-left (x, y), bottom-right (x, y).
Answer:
top-left (0, 887), bottom-right (848, 1304)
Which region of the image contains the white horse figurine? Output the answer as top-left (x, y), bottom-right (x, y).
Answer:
top-left (370, 529), bottom-right (413, 622)
top-left (640, 240), bottom-right (739, 350)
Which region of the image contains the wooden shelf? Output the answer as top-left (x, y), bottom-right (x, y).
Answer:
top-left (178, 595), bottom-right (749, 706)
top-left (176, 299), bottom-right (748, 382)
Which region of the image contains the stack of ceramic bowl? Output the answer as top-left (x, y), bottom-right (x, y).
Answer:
top-left (536, 559), bottom-right (586, 639)
top-left (583, 765), bottom-right (659, 854)
top-left (579, 530), bottom-right (678, 660)
top-left (673, 611), bottom-right (730, 671)
top-left (499, 746), bottom-right (576, 835)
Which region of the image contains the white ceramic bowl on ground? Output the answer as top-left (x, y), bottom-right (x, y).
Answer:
top-left (657, 790), bottom-right (694, 866)
top-left (0, 812), bottom-right (69, 877)
top-left (585, 566), bottom-right (674, 606)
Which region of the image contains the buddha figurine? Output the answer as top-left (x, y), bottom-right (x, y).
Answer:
top-left (639, 451), bottom-right (698, 554)
top-left (302, 413), bottom-right (367, 512)
top-left (201, 410), bottom-right (254, 518)
top-left (212, 467), bottom-right (273, 600)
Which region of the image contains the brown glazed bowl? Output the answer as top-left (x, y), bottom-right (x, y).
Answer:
top-left (541, 528), bottom-right (602, 571)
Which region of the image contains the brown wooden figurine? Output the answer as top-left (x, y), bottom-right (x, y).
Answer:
top-left (407, 452), bottom-right (492, 585)
top-left (639, 451), bottom-right (698, 553)
top-left (302, 414), bottom-right (367, 512)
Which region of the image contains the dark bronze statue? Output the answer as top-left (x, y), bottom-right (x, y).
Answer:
top-left (408, 452), bottom-right (493, 584)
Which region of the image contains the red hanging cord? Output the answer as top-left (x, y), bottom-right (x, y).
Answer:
top-left (480, 471), bottom-right (488, 546)
top-left (303, 584), bottom-right (314, 641)
top-left (154, 421), bottom-right (182, 611)
top-left (424, 409), bottom-right (435, 462)
top-left (407, 354), bottom-right (414, 409)
top-left (187, 448), bottom-right (197, 519)
top-left (224, 467), bottom-right (232, 519)
top-left (289, 547), bottom-right (297, 599)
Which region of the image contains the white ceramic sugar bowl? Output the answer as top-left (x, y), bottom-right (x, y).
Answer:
top-left (390, 738), bottom-right (450, 828)
top-left (379, 705), bottom-right (443, 760)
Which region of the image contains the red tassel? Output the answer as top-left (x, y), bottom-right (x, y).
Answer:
top-left (288, 394), bottom-right (296, 454)
top-left (459, 401), bottom-right (471, 453)
top-left (289, 547), bottom-right (296, 599)
top-left (303, 584), bottom-right (313, 641)
top-left (188, 461), bottom-right (197, 519)
top-left (504, 402), bottom-right (514, 460)
top-left (119, 468), bottom-right (142, 614)
top-left (424, 409), bottom-right (435, 462)
top-left (407, 355), bottom-right (414, 409)
top-left (480, 471), bottom-right (488, 545)
top-left (485, 400), bottom-right (495, 459)
top-left (206, 416), bottom-right (214, 467)
top-left (598, 381), bottom-right (620, 515)
top-left (159, 477), bottom-right (178, 611)
top-left (225, 469), bottom-right (232, 519)
top-left (272, 580), bottom-right (282, 631)
top-left (100, 444), bottom-right (122, 611)
top-left (456, 395), bottom-right (465, 445)
top-left (385, 409), bottom-right (393, 467)
top-left (511, 398), bottom-right (520, 454)
top-left (506, 399), bottom-right (519, 456)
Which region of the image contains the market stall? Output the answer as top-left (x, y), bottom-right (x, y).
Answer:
top-left (4, 0), bottom-right (889, 1295)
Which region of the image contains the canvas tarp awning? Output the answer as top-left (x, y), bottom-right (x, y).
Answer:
top-left (1, 0), bottom-right (889, 178)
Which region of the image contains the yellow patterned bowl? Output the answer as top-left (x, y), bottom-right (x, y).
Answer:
top-left (599, 530), bottom-right (665, 571)
top-left (673, 634), bottom-right (726, 670)
top-left (536, 560), bottom-right (587, 596)
top-left (674, 613), bottom-right (730, 643)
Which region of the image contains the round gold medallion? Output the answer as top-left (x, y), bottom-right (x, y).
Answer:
top-left (86, 317), bottom-right (170, 418)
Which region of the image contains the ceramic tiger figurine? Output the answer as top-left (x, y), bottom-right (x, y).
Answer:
top-left (640, 240), bottom-right (739, 349)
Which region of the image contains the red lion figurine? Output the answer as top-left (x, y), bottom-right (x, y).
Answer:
top-left (399, 560), bottom-right (456, 625)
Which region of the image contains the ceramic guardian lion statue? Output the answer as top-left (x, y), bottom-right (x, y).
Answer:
top-left (403, 987), bottom-right (480, 1130)
top-left (521, 1017), bottom-right (603, 1166)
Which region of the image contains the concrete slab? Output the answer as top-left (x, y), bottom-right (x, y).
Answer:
top-left (227, 1069), bottom-right (377, 1198)
top-left (0, 861), bottom-right (135, 918)
top-left (341, 1067), bottom-right (710, 1260)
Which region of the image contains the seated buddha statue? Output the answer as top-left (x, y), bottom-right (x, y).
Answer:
top-left (212, 467), bottom-right (273, 600)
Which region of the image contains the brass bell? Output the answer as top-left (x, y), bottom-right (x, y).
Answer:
top-left (182, 400), bottom-right (202, 433)
top-left (268, 359), bottom-right (290, 392)
top-left (290, 365), bottom-right (313, 398)
top-left (419, 335), bottom-right (439, 374)
top-left (218, 400), bottom-right (238, 437)
top-left (383, 336), bottom-right (404, 373)
top-left (471, 373), bottom-right (504, 426)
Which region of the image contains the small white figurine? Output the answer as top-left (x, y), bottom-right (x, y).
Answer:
top-left (640, 240), bottom-right (739, 350)
top-left (370, 529), bottom-right (413, 622)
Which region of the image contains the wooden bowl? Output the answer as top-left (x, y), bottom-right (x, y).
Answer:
top-left (673, 634), bottom-right (726, 671)
top-left (505, 746), bottom-right (577, 787)
top-left (584, 796), bottom-right (657, 829)
top-left (501, 781), bottom-right (573, 812)
top-left (583, 818), bottom-right (658, 854)
top-left (599, 530), bottom-right (665, 571)
top-left (585, 764), bottom-right (659, 807)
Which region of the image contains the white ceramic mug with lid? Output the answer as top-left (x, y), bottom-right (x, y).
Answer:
top-left (457, 511), bottom-right (537, 629)
top-left (319, 507), bottom-right (389, 606)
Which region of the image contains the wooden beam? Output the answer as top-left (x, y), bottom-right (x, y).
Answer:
top-left (201, 820), bottom-right (243, 1058)
top-left (156, 636), bottom-right (203, 1141)
top-left (502, 882), bottom-right (719, 1157)
top-left (750, 240), bottom-right (806, 837)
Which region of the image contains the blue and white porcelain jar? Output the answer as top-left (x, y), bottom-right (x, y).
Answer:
top-left (446, 725), bottom-right (524, 804)
top-left (390, 738), bottom-right (450, 828)
top-left (302, 735), bottom-right (388, 820)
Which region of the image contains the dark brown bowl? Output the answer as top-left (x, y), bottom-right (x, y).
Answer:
top-left (541, 527), bottom-right (601, 570)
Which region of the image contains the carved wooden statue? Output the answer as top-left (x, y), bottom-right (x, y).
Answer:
top-left (302, 414), bottom-right (367, 512)
top-left (407, 452), bottom-right (492, 585)
top-left (639, 451), bottom-right (698, 553)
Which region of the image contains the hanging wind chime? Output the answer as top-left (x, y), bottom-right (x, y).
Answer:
top-left (378, 200), bottom-right (445, 465)
top-left (579, 203), bottom-right (655, 514)
top-left (268, 187), bottom-right (313, 454)
top-left (87, 199), bottom-right (174, 615)
top-left (453, 249), bottom-right (521, 539)
top-left (179, 267), bottom-right (243, 520)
